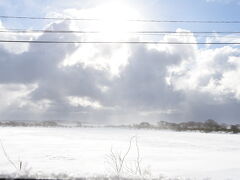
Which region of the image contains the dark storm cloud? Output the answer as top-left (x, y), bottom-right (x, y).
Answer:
top-left (0, 21), bottom-right (109, 120)
top-left (106, 45), bottom-right (184, 110)
top-left (0, 21), bottom-right (240, 123)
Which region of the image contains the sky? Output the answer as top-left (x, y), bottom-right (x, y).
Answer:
top-left (0, 0), bottom-right (240, 124)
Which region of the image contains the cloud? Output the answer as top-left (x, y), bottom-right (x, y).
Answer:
top-left (0, 20), bottom-right (110, 121)
top-left (0, 21), bottom-right (33, 54)
top-left (107, 44), bottom-right (184, 109)
top-left (67, 96), bottom-right (103, 109)
top-left (167, 46), bottom-right (240, 99)
top-left (167, 45), bottom-right (240, 123)
top-left (1, 11), bottom-right (240, 124)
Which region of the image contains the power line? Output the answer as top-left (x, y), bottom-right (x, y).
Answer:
top-left (1, 29), bottom-right (240, 43)
top-left (1, 15), bottom-right (240, 24)
top-left (1, 28), bottom-right (240, 35)
top-left (0, 15), bottom-right (98, 21)
top-left (2, 31), bottom-right (240, 40)
top-left (2, 28), bottom-right (240, 39)
top-left (0, 40), bottom-right (239, 44)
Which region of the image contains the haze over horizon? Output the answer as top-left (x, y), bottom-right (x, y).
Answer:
top-left (1, 0), bottom-right (240, 124)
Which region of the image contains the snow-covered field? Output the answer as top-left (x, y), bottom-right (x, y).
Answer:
top-left (0, 127), bottom-right (239, 180)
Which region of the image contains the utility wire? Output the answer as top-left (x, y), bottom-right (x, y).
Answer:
top-left (1, 29), bottom-right (240, 34)
top-left (3, 29), bottom-right (240, 39)
top-left (0, 40), bottom-right (239, 44)
top-left (1, 15), bottom-right (240, 24)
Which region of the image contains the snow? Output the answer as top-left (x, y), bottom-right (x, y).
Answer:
top-left (0, 127), bottom-right (239, 180)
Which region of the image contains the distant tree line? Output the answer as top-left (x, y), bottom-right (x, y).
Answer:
top-left (1, 119), bottom-right (239, 134)
top-left (0, 121), bottom-right (59, 127)
top-left (133, 119), bottom-right (240, 134)
top-left (0, 121), bottom-right (82, 128)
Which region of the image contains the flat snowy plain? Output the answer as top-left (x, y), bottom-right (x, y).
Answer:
top-left (0, 127), bottom-right (239, 180)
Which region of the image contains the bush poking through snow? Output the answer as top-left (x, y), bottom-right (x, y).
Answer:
top-left (106, 136), bottom-right (151, 179)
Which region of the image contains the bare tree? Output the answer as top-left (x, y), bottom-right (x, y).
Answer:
top-left (106, 136), bottom-right (150, 178)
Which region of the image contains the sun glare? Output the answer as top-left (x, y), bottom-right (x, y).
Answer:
top-left (92, 2), bottom-right (141, 40)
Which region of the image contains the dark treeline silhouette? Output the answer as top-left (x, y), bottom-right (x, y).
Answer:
top-left (0, 120), bottom-right (59, 127)
top-left (133, 119), bottom-right (240, 134)
top-left (0, 119), bottom-right (239, 133)
top-left (0, 121), bottom-right (81, 128)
